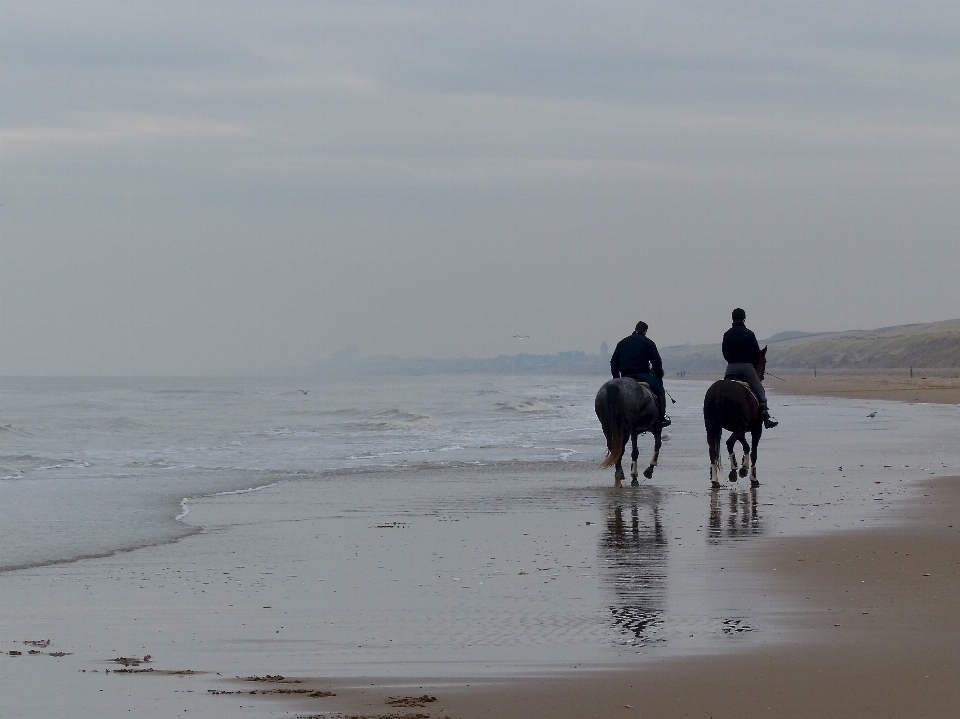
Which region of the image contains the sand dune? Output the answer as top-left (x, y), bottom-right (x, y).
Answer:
top-left (663, 318), bottom-right (960, 372)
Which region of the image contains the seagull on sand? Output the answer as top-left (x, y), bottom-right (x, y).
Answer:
top-left (867, 411), bottom-right (877, 418)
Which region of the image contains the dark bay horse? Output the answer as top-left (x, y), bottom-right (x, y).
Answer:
top-left (703, 347), bottom-right (767, 489)
top-left (596, 378), bottom-right (663, 487)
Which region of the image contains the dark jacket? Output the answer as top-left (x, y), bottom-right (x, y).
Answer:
top-left (722, 323), bottom-right (761, 365)
top-left (611, 332), bottom-right (664, 379)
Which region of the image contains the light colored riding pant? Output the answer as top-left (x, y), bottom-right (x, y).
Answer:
top-left (724, 363), bottom-right (767, 405)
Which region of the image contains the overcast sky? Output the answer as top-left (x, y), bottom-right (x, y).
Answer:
top-left (2, 1), bottom-right (958, 375)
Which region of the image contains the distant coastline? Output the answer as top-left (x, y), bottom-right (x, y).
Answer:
top-left (659, 318), bottom-right (960, 373)
top-left (261, 345), bottom-right (610, 377)
top-left (255, 318), bottom-right (959, 378)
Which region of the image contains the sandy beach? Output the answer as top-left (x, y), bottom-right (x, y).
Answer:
top-left (2, 377), bottom-right (958, 719)
top-left (768, 373), bottom-right (960, 405)
top-left (405, 377), bottom-right (960, 719)
top-left (302, 476), bottom-right (960, 719)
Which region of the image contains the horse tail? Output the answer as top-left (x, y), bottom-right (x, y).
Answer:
top-left (703, 384), bottom-right (723, 467)
top-left (599, 383), bottom-right (626, 469)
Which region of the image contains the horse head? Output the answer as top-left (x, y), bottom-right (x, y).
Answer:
top-left (755, 346), bottom-right (768, 381)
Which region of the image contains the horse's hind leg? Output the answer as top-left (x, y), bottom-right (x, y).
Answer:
top-left (749, 428), bottom-right (761, 487)
top-left (739, 436), bottom-right (751, 478)
top-left (642, 428), bottom-right (662, 480)
top-left (614, 434), bottom-right (628, 487)
top-left (740, 437), bottom-right (751, 477)
top-left (707, 424), bottom-right (721, 488)
top-left (630, 432), bottom-right (640, 485)
top-left (725, 434), bottom-right (741, 483)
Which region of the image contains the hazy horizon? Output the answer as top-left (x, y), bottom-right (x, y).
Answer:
top-left (3, 2), bottom-right (959, 375)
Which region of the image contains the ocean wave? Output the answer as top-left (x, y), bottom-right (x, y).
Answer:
top-left (346, 445), bottom-right (463, 460)
top-left (0, 453), bottom-right (88, 476)
top-left (128, 458), bottom-right (175, 468)
top-left (177, 481), bottom-right (282, 521)
top-left (0, 454), bottom-right (48, 462)
top-left (494, 399), bottom-right (557, 413)
top-left (341, 409), bottom-right (435, 430)
top-left (39, 461), bottom-right (91, 470)
top-left (104, 417), bottom-right (146, 430)
top-left (319, 407), bottom-right (363, 416)
top-left (0, 424), bottom-right (31, 436)
top-left (255, 426), bottom-right (324, 438)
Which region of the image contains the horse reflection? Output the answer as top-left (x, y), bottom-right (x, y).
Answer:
top-left (708, 487), bottom-right (763, 542)
top-left (599, 489), bottom-right (668, 644)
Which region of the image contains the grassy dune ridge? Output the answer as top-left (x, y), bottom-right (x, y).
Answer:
top-left (662, 318), bottom-right (960, 373)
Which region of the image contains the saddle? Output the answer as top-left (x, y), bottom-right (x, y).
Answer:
top-left (634, 380), bottom-right (650, 389)
top-left (723, 375), bottom-right (757, 401)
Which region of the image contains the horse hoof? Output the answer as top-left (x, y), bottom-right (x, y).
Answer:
top-left (630, 472), bottom-right (638, 481)
top-left (728, 471), bottom-right (738, 483)
top-left (631, 478), bottom-right (639, 487)
top-left (642, 467), bottom-right (654, 479)
top-left (739, 467), bottom-right (749, 478)
top-left (751, 479), bottom-right (760, 488)
top-left (712, 481), bottom-right (721, 489)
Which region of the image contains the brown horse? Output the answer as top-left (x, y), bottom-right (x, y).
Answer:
top-left (703, 347), bottom-right (767, 488)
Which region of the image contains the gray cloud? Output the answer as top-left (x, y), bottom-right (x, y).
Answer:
top-left (2, 1), bottom-right (958, 374)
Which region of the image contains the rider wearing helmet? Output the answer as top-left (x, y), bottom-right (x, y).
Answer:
top-left (610, 321), bottom-right (671, 428)
top-left (723, 308), bottom-right (778, 429)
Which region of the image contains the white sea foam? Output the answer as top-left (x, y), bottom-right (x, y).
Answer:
top-left (178, 482), bottom-right (282, 521)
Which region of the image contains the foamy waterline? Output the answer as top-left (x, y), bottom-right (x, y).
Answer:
top-left (177, 482), bottom-right (283, 521)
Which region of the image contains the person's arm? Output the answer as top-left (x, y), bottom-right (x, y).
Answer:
top-left (650, 342), bottom-right (664, 379)
top-left (721, 330), bottom-right (732, 363)
top-left (748, 331), bottom-right (761, 365)
top-left (610, 344), bottom-right (621, 378)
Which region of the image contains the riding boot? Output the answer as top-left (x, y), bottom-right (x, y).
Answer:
top-left (759, 402), bottom-right (778, 429)
top-left (656, 391), bottom-right (671, 427)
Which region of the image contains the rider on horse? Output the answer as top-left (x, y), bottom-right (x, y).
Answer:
top-left (723, 308), bottom-right (778, 429)
top-left (610, 321), bottom-right (671, 428)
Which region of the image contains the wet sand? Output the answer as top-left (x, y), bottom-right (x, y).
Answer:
top-left (768, 373), bottom-right (960, 405)
top-left (284, 377), bottom-right (960, 719)
top-left (3, 381), bottom-right (959, 718)
top-left (277, 475), bottom-right (960, 719)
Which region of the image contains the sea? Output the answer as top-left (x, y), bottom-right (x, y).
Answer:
top-left (3, 373), bottom-right (958, 576)
top-left (3, 373), bottom-right (960, 681)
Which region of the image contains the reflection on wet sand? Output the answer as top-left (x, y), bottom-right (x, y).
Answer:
top-left (599, 488), bottom-right (668, 645)
top-left (709, 487), bottom-right (763, 542)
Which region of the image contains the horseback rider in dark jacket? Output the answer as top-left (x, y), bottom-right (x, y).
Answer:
top-left (611, 321), bottom-right (671, 427)
top-left (722, 308), bottom-right (778, 429)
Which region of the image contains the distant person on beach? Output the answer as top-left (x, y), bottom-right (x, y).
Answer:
top-left (722, 308), bottom-right (778, 428)
top-left (610, 321), bottom-right (671, 427)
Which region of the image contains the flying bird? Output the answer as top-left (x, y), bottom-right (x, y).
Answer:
top-left (300, 390), bottom-right (309, 395)
top-left (513, 335), bottom-right (530, 340)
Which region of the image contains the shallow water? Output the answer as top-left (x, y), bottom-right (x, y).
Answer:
top-left (261, 379), bottom-right (959, 675)
top-left (1, 374), bottom-right (959, 706)
top-left (1, 374), bottom-right (603, 570)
